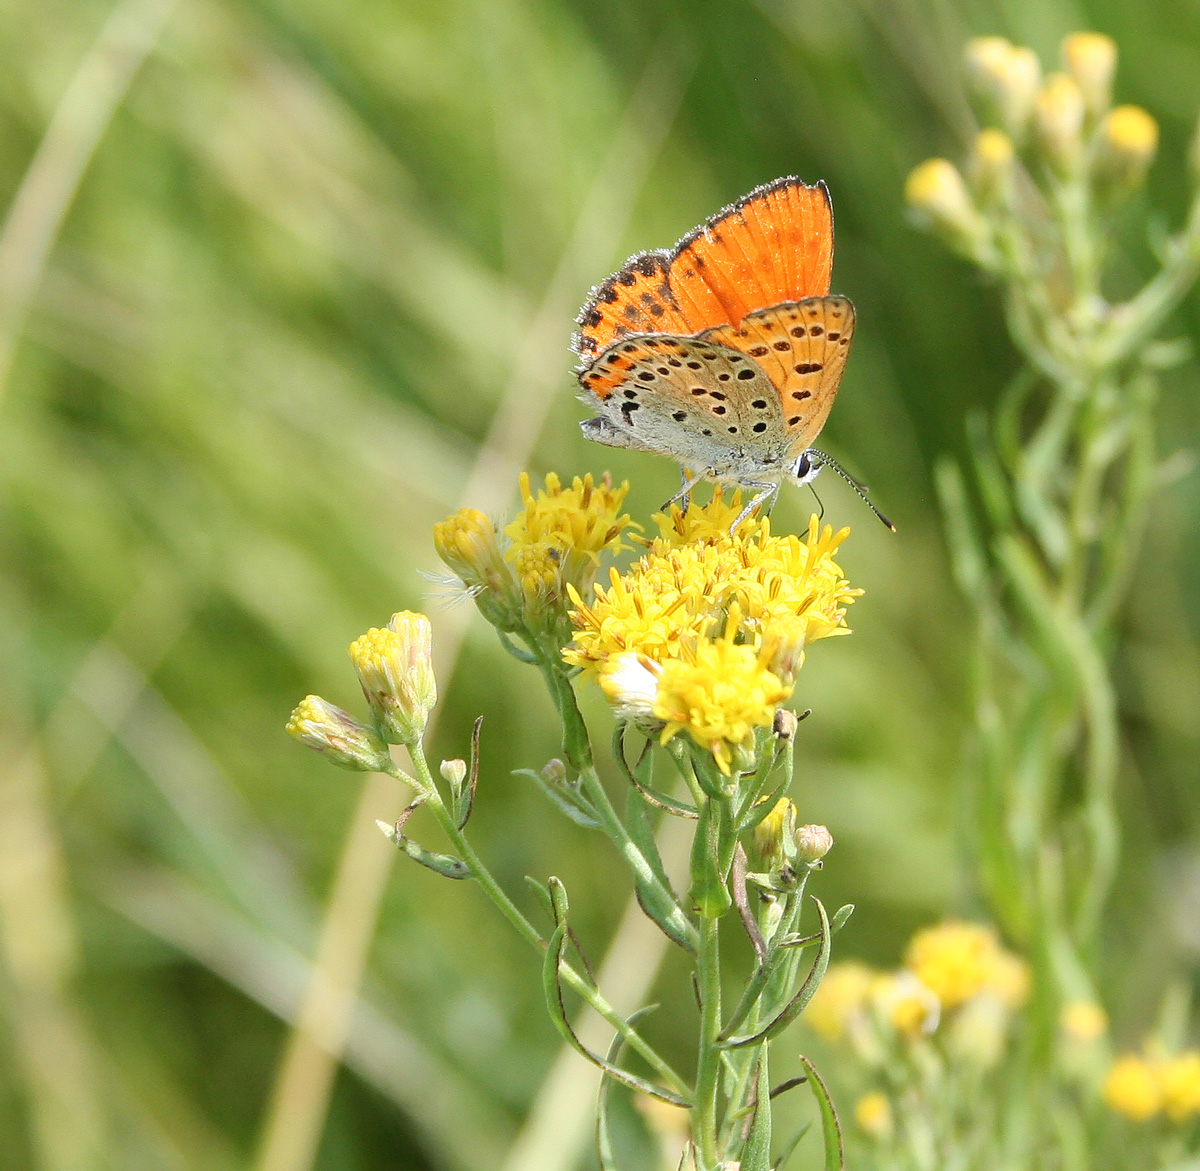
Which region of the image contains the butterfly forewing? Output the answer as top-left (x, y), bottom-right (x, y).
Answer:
top-left (574, 177), bottom-right (833, 361)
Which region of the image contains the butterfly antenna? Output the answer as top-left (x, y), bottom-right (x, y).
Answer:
top-left (808, 450), bottom-right (897, 532)
top-left (807, 482), bottom-right (826, 523)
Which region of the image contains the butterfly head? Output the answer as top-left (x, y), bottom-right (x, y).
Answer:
top-left (787, 450), bottom-right (821, 487)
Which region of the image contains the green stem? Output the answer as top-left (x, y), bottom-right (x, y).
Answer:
top-left (396, 747), bottom-right (692, 1098)
top-left (693, 915), bottom-right (724, 1171)
top-left (542, 661), bottom-right (700, 951)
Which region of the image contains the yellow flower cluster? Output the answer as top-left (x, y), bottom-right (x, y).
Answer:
top-left (435, 472), bottom-right (635, 640)
top-left (905, 921), bottom-right (1029, 1011)
top-left (505, 471), bottom-right (634, 567)
top-left (1104, 1050), bottom-right (1200, 1123)
top-left (805, 921), bottom-right (1029, 1048)
top-left (565, 492), bottom-right (859, 771)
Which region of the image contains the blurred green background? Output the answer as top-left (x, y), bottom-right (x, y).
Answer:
top-left (1, 0), bottom-right (1198, 1167)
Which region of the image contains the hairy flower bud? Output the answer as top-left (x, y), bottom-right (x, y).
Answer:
top-left (964, 37), bottom-right (1040, 137)
top-left (349, 611), bottom-right (437, 745)
top-left (599, 652), bottom-right (662, 724)
top-left (795, 823), bottom-right (834, 864)
top-left (905, 159), bottom-right (989, 258)
top-left (1035, 73), bottom-right (1086, 176)
top-left (1093, 105), bottom-right (1158, 196)
top-left (1062, 32), bottom-right (1117, 119)
top-left (285, 695), bottom-right (391, 771)
top-left (434, 508), bottom-right (522, 632)
top-left (969, 128), bottom-right (1016, 204)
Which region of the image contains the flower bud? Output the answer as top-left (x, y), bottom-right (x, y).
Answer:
top-left (1035, 73), bottom-right (1086, 176)
top-left (433, 508), bottom-right (522, 631)
top-left (795, 823), bottom-right (833, 865)
top-left (964, 37), bottom-right (1041, 137)
top-left (349, 611), bottom-right (437, 745)
top-left (969, 128), bottom-right (1016, 204)
top-left (905, 159), bottom-right (989, 258)
top-left (1062, 32), bottom-right (1117, 119)
top-left (599, 652), bottom-right (662, 723)
top-left (1093, 105), bottom-right (1158, 196)
top-left (285, 695), bottom-right (392, 771)
top-left (440, 757), bottom-right (467, 797)
top-left (853, 1092), bottom-right (893, 1141)
top-left (753, 798), bottom-right (797, 871)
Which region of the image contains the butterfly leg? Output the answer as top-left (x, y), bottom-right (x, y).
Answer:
top-left (730, 481), bottom-right (779, 534)
top-left (661, 466), bottom-right (707, 512)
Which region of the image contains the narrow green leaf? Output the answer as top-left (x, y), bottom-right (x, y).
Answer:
top-left (455, 714), bottom-right (483, 828)
top-left (796, 1056), bottom-right (843, 1171)
top-left (380, 822), bottom-right (471, 879)
top-left (513, 768), bottom-right (602, 828)
top-left (720, 898), bottom-right (831, 1048)
top-left (596, 1004), bottom-right (657, 1171)
top-left (540, 883), bottom-right (690, 1107)
top-left (741, 1054), bottom-right (773, 1171)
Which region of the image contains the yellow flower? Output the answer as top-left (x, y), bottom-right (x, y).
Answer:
top-left (1162, 1052), bottom-right (1200, 1122)
top-left (853, 1091), bottom-right (893, 1141)
top-left (505, 471), bottom-right (634, 569)
top-left (904, 158), bottom-right (987, 254)
top-left (348, 612), bottom-right (437, 745)
top-left (904, 921), bottom-right (1017, 1011)
top-left (1104, 1055), bottom-right (1162, 1121)
top-left (1094, 106), bottom-right (1158, 194)
top-left (646, 486), bottom-right (765, 549)
top-left (1035, 73), bottom-right (1086, 175)
top-left (566, 514), bottom-right (859, 676)
top-left (804, 961), bottom-right (876, 1042)
top-left (653, 621), bottom-right (791, 774)
top-left (1061, 1000), bottom-right (1108, 1043)
top-left (963, 37), bottom-right (1041, 136)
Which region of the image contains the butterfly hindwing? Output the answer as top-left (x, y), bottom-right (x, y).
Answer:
top-left (578, 335), bottom-right (790, 475)
top-left (703, 296), bottom-right (854, 456)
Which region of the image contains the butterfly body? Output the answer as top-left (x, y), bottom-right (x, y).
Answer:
top-left (574, 177), bottom-right (854, 499)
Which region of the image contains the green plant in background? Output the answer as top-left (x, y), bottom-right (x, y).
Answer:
top-left (289, 474), bottom-right (867, 1171)
top-left (867, 28), bottom-right (1200, 1170)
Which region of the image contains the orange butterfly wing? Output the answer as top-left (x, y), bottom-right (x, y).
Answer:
top-left (574, 177), bottom-right (833, 362)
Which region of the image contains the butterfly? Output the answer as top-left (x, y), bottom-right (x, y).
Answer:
top-left (573, 176), bottom-right (888, 527)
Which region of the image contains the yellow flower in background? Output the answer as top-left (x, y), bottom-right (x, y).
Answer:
top-left (653, 619), bottom-right (791, 774)
top-left (1104, 1055), bottom-right (1162, 1121)
top-left (904, 921), bottom-right (1022, 1011)
top-left (871, 970), bottom-right (940, 1039)
top-left (1162, 1052), bottom-right (1200, 1122)
top-left (853, 1091), bottom-right (893, 1140)
top-left (804, 961), bottom-right (877, 1042)
top-left (1061, 1000), bottom-right (1108, 1043)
